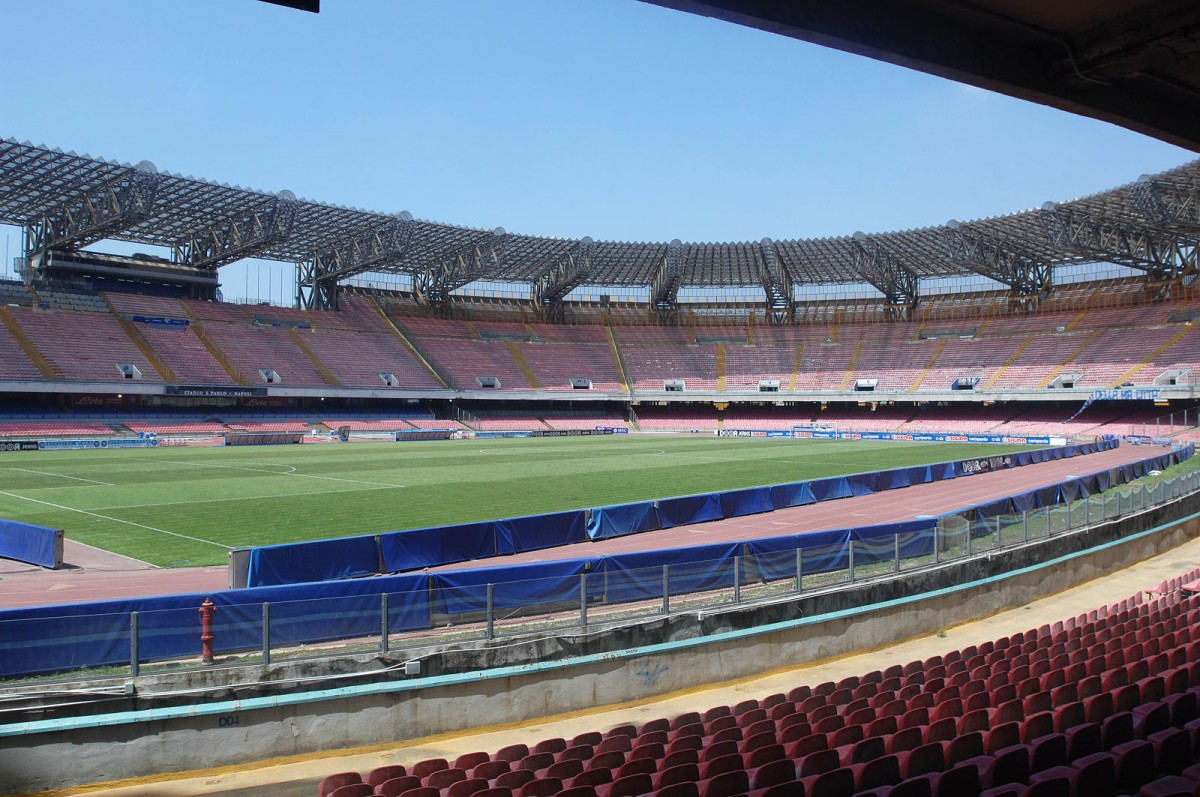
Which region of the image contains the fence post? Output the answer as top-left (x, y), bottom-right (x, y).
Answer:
top-left (994, 516), bottom-right (1001, 548)
top-left (848, 541), bottom-right (856, 582)
top-left (261, 602), bottom-right (271, 667)
top-left (486, 584), bottom-right (495, 640)
top-left (894, 533), bottom-right (901, 573)
top-left (733, 556), bottom-right (741, 604)
top-left (381, 593), bottom-right (389, 654)
top-left (130, 611), bottom-right (139, 679)
top-left (934, 524), bottom-right (941, 564)
top-left (1022, 510), bottom-right (1028, 543)
top-left (795, 548), bottom-right (803, 593)
top-left (662, 565), bottom-right (670, 615)
top-left (580, 572), bottom-right (588, 630)
top-left (1066, 500), bottom-right (1071, 531)
top-left (966, 521), bottom-right (972, 557)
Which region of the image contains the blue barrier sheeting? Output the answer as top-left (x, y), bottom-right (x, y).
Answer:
top-left (586, 501), bottom-right (661, 540)
top-left (0, 519), bottom-right (60, 569)
top-left (246, 535), bottom-right (380, 588)
top-left (499, 510), bottom-right (588, 554)
top-left (604, 542), bottom-right (741, 602)
top-left (380, 521), bottom-right (498, 572)
top-left (720, 487), bottom-right (775, 518)
top-left (432, 558), bottom-right (597, 614)
top-left (658, 493), bottom-right (724, 528)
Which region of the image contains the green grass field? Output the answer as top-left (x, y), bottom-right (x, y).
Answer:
top-left (0, 436), bottom-right (1039, 567)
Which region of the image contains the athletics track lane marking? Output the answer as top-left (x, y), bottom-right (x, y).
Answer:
top-left (7, 468), bottom-right (115, 486)
top-left (0, 490), bottom-right (232, 550)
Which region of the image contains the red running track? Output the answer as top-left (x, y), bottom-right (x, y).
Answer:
top-left (432, 444), bottom-right (1161, 572)
top-left (0, 444), bottom-right (1166, 608)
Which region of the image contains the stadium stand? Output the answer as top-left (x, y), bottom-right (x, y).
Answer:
top-left (316, 571), bottom-right (1200, 797)
top-left (0, 420), bottom-right (115, 437)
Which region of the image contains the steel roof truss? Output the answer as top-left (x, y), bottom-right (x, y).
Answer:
top-left (944, 224), bottom-right (1053, 299)
top-left (1041, 204), bottom-right (1199, 284)
top-left (174, 196), bottom-right (297, 270)
top-left (413, 229), bottom-right (509, 308)
top-left (24, 167), bottom-right (160, 256)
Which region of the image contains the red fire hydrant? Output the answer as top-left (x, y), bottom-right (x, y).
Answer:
top-left (198, 597), bottom-right (216, 665)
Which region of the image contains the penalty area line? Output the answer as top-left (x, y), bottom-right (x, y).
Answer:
top-left (156, 459), bottom-right (405, 489)
top-left (0, 490), bottom-right (233, 551)
top-left (8, 468), bottom-right (115, 486)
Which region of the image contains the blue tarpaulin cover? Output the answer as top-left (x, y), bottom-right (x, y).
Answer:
top-left (380, 521), bottom-right (498, 572)
top-left (586, 501), bottom-right (661, 540)
top-left (0, 518), bottom-right (60, 569)
top-left (658, 493), bottom-right (725, 528)
top-left (246, 535), bottom-right (380, 587)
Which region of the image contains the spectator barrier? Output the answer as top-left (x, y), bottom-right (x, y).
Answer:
top-left (245, 440), bottom-right (1116, 587)
top-left (0, 442), bottom-right (1189, 679)
top-left (0, 519), bottom-right (63, 569)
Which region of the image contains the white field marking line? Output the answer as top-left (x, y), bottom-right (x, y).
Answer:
top-left (8, 468), bottom-right (115, 486)
top-left (156, 459), bottom-right (404, 488)
top-left (0, 490), bottom-right (232, 550)
top-left (101, 484), bottom-right (401, 512)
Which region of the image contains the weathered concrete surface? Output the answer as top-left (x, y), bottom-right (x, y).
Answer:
top-left (4, 497), bottom-right (1200, 793)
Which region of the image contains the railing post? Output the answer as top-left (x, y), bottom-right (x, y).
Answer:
top-left (486, 583), bottom-right (495, 640)
top-left (1066, 500), bottom-right (1071, 531)
top-left (381, 593), bottom-right (389, 654)
top-left (894, 533), bottom-right (901, 573)
top-left (934, 524), bottom-right (941, 564)
top-left (966, 521), bottom-right (972, 557)
top-left (848, 541), bottom-right (855, 581)
top-left (130, 611), bottom-right (139, 679)
top-left (795, 548), bottom-right (803, 593)
top-left (733, 556), bottom-right (741, 604)
top-left (994, 516), bottom-right (1001, 548)
top-left (261, 602), bottom-right (270, 667)
top-left (580, 572), bottom-right (588, 630)
top-left (662, 565), bottom-right (670, 615)
top-left (1022, 510), bottom-right (1028, 543)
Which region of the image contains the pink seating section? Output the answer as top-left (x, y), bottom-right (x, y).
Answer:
top-left (5, 290), bottom-right (1200, 394)
top-left (319, 572), bottom-right (1200, 797)
top-left (0, 421), bottom-right (114, 437)
top-left (7, 307), bottom-right (163, 383)
top-left (226, 421), bottom-right (310, 433)
top-left (123, 420), bottom-right (229, 435)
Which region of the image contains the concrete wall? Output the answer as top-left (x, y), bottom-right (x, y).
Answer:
top-left (4, 497), bottom-right (1200, 793)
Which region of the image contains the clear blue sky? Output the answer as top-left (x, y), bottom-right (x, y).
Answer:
top-left (0, 0), bottom-right (1193, 302)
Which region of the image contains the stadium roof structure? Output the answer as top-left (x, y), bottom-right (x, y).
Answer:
top-left (2, 137), bottom-right (1200, 317)
top-left (644, 0), bottom-right (1200, 153)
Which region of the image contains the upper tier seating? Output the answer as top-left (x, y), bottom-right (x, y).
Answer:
top-left (8, 286), bottom-right (1200, 399)
top-left (0, 320), bottom-right (44, 380)
top-left (296, 328), bottom-right (443, 389)
top-left (7, 307), bottom-right (163, 383)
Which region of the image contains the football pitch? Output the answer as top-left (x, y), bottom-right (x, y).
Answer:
top-left (0, 436), bottom-right (1040, 568)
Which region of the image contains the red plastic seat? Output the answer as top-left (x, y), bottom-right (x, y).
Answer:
top-left (367, 766), bottom-right (408, 788)
top-left (319, 773), bottom-right (363, 797)
top-left (328, 786), bottom-right (372, 797)
top-left (376, 776), bottom-right (421, 797)
top-left (413, 759), bottom-right (450, 780)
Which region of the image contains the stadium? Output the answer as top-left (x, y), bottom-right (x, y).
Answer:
top-left (3, 1), bottom-right (1200, 796)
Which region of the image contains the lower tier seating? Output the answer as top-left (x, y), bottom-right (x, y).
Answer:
top-left (319, 568), bottom-right (1200, 797)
